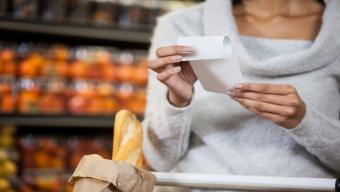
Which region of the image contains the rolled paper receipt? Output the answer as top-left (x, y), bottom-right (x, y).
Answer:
top-left (177, 36), bottom-right (244, 93)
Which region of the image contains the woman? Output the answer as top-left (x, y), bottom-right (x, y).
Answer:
top-left (142, 0), bottom-right (340, 191)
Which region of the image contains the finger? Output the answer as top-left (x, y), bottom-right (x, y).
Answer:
top-left (156, 46), bottom-right (194, 57)
top-left (156, 66), bottom-right (181, 82)
top-left (149, 55), bottom-right (182, 72)
top-left (245, 106), bottom-right (261, 115)
top-left (178, 61), bottom-right (197, 84)
top-left (234, 98), bottom-right (297, 117)
top-left (229, 91), bottom-right (300, 106)
top-left (259, 112), bottom-right (288, 125)
top-left (234, 83), bottom-right (296, 95)
top-left (244, 105), bottom-right (289, 125)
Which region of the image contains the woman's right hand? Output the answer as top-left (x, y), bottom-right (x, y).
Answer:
top-left (149, 45), bottom-right (197, 107)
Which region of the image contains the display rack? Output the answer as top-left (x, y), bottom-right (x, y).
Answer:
top-left (0, 113), bottom-right (144, 128)
top-left (0, 2), bottom-right (194, 191)
top-left (0, 18), bottom-right (149, 129)
top-left (0, 19), bottom-right (151, 44)
top-left (0, 114), bottom-right (115, 128)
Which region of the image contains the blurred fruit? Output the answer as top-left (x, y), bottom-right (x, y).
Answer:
top-left (19, 60), bottom-right (37, 77)
top-left (39, 78), bottom-right (67, 114)
top-left (0, 49), bottom-right (14, 62)
top-left (87, 95), bottom-right (102, 115)
top-left (130, 89), bottom-right (147, 114)
top-left (19, 135), bottom-right (112, 191)
top-left (39, 93), bottom-right (66, 114)
top-left (117, 65), bottom-right (134, 82)
top-left (0, 94), bottom-right (16, 113)
top-left (116, 83), bottom-right (133, 101)
top-left (68, 94), bottom-right (87, 114)
top-left (95, 50), bottom-right (112, 64)
top-left (2, 160), bottom-right (17, 176)
top-left (17, 78), bottom-right (40, 114)
top-left (0, 134), bottom-right (14, 147)
top-left (0, 178), bottom-right (10, 191)
top-left (34, 150), bottom-right (50, 168)
top-left (101, 63), bottom-right (117, 82)
top-left (20, 185), bottom-right (33, 192)
top-left (70, 60), bottom-right (87, 79)
top-left (86, 63), bottom-right (100, 80)
top-left (0, 82), bottom-right (11, 94)
top-left (0, 43), bottom-right (148, 115)
top-left (131, 65), bottom-right (148, 85)
top-left (66, 184), bottom-right (73, 192)
top-left (104, 97), bottom-right (119, 114)
top-left (42, 60), bottom-right (70, 78)
top-left (70, 152), bottom-right (83, 170)
top-left (41, 59), bottom-right (54, 76)
top-left (40, 138), bottom-right (58, 151)
top-left (29, 53), bottom-right (44, 74)
top-left (50, 158), bottom-right (64, 168)
top-left (18, 91), bottom-right (39, 114)
top-left (53, 45), bottom-right (69, 61)
top-left (1, 62), bottom-right (16, 75)
top-left (0, 150), bottom-right (7, 160)
top-left (35, 176), bottom-right (60, 191)
top-left (97, 82), bottom-right (114, 96)
top-left (56, 61), bottom-right (69, 77)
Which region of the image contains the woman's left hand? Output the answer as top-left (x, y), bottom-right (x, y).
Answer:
top-left (228, 83), bottom-right (306, 129)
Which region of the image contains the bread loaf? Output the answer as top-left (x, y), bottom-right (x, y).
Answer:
top-left (112, 110), bottom-right (144, 168)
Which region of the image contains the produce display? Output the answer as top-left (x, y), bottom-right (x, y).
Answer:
top-left (0, 1), bottom-right (203, 192)
top-left (1, 0), bottom-right (200, 31)
top-left (1, 0), bottom-right (165, 31)
top-left (0, 42), bottom-right (148, 115)
top-left (19, 134), bottom-right (112, 192)
top-left (0, 126), bottom-right (114, 192)
top-left (0, 126), bottom-right (19, 192)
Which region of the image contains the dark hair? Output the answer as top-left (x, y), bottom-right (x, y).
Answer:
top-left (232, 0), bottom-right (325, 6)
top-left (232, 0), bottom-right (242, 5)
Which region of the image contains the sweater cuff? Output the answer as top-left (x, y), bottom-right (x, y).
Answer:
top-left (285, 109), bottom-right (318, 146)
top-left (164, 90), bottom-right (194, 124)
top-left (165, 95), bottom-right (192, 116)
top-left (155, 92), bottom-right (192, 137)
top-left (287, 109), bottom-right (312, 135)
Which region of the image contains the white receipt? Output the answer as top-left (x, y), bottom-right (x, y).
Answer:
top-left (177, 36), bottom-right (244, 94)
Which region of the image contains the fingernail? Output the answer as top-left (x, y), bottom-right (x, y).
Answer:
top-left (227, 91), bottom-right (235, 96)
top-left (171, 55), bottom-right (182, 63)
top-left (171, 66), bottom-right (181, 74)
top-left (183, 47), bottom-right (194, 53)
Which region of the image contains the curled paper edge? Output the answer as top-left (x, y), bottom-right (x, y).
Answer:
top-left (177, 36), bottom-right (244, 93)
top-left (177, 36), bottom-right (232, 61)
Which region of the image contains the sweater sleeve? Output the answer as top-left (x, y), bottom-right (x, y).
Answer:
top-left (142, 15), bottom-right (193, 171)
top-left (287, 100), bottom-right (340, 173)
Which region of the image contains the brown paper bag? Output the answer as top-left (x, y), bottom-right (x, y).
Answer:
top-left (69, 154), bottom-right (156, 192)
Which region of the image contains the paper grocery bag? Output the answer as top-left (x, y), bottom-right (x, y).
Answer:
top-left (69, 154), bottom-right (156, 192)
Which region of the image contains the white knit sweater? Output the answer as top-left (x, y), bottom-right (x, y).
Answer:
top-left (142, 0), bottom-right (340, 191)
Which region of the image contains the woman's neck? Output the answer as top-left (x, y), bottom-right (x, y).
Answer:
top-left (235, 0), bottom-right (324, 18)
top-left (233, 0), bottom-right (325, 40)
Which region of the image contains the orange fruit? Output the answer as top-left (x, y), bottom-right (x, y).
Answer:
top-left (0, 49), bottom-right (14, 62)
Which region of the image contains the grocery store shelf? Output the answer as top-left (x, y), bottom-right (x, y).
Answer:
top-left (0, 19), bottom-right (152, 44)
top-left (0, 114), bottom-right (116, 128)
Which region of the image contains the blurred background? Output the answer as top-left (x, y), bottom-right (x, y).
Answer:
top-left (0, 0), bottom-right (201, 191)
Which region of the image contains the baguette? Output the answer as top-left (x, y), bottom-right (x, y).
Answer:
top-left (112, 110), bottom-right (144, 168)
